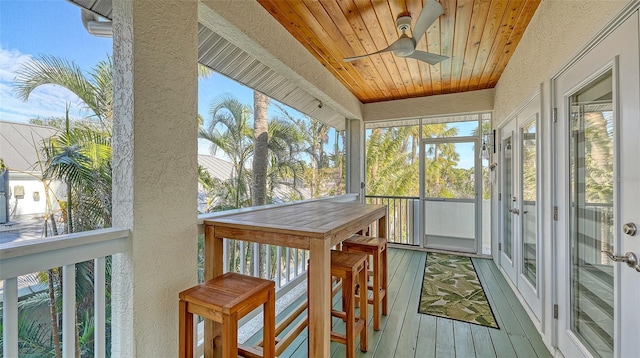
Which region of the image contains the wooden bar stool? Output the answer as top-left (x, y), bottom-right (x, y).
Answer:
top-left (178, 272), bottom-right (275, 358)
top-left (330, 250), bottom-right (368, 358)
top-left (342, 234), bottom-right (388, 331)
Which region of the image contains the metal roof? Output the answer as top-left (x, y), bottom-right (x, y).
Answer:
top-left (0, 121), bottom-right (58, 173)
top-left (197, 154), bottom-right (234, 180)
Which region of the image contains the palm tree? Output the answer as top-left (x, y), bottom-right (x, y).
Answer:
top-left (41, 114), bottom-right (112, 232)
top-left (252, 91), bottom-right (269, 277)
top-left (199, 95), bottom-right (253, 272)
top-left (263, 118), bottom-right (306, 201)
top-left (14, 55), bottom-right (113, 132)
top-left (199, 94), bottom-right (253, 209)
top-left (365, 127), bottom-right (419, 197)
top-left (197, 165), bottom-right (238, 213)
top-left (252, 91), bottom-right (269, 207)
top-left (274, 104), bottom-right (330, 198)
top-left (14, 55), bottom-right (114, 358)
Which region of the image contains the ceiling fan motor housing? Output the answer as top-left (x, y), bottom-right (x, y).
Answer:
top-left (396, 16), bottom-right (413, 32)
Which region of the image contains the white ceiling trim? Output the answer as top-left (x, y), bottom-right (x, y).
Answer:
top-left (197, 25), bottom-right (346, 129)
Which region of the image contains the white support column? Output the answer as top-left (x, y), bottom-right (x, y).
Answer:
top-left (346, 118), bottom-right (364, 201)
top-left (2, 278), bottom-right (18, 358)
top-left (111, 0), bottom-right (199, 356)
top-left (62, 264), bottom-right (76, 358)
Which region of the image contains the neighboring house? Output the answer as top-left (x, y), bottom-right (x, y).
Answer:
top-left (196, 153), bottom-right (311, 211)
top-left (196, 154), bottom-right (234, 212)
top-left (0, 121), bottom-right (59, 227)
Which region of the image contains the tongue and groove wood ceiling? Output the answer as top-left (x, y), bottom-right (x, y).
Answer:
top-left (256, 0), bottom-right (541, 104)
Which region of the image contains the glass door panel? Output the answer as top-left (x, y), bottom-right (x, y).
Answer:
top-left (423, 141), bottom-right (478, 253)
top-left (503, 135), bottom-right (514, 260)
top-left (569, 70), bottom-right (614, 358)
top-left (521, 121), bottom-right (537, 286)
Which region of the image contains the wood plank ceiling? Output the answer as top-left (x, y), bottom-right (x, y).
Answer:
top-left (257, 0), bottom-right (541, 104)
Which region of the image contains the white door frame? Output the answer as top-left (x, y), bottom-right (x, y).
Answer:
top-left (498, 95), bottom-right (543, 321)
top-left (552, 11), bottom-right (640, 358)
top-left (419, 136), bottom-right (482, 254)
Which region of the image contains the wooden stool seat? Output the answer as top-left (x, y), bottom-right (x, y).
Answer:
top-left (179, 272), bottom-right (275, 358)
top-left (343, 234), bottom-right (388, 330)
top-left (330, 250), bottom-right (368, 358)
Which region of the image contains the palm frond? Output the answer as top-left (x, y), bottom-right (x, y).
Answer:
top-left (14, 55), bottom-right (103, 120)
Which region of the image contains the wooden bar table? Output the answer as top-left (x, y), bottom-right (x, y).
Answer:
top-left (203, 200), bottom-right (387, 357)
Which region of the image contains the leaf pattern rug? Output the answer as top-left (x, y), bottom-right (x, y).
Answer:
top-left (419, 252), bottom-right (499, 328)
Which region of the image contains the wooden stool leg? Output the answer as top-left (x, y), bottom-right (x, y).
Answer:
top-left (372, 248), bottom-right (381, 331)
top-left (382, 245), bottom-right (388, 315)
top-left (344, 274), bottom-right (355, 358)
top-left (359, 262), bottom-right (368, 352)
top-left (263, 289), bottom-right (276, 358)
top-left (179, 300), bottom-right (193, 358)
top-left (222, 312), bottom-right (238, 358)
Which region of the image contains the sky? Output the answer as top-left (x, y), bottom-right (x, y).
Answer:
top-left (0, 0), bottom-right (303, 156)
top-left (0, 0), bottom-right (257, 120)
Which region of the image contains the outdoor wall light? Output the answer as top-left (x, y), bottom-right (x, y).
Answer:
top-left (480, 130), bottom-right (495, 160)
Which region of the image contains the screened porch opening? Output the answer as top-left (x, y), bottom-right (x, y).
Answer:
top-left (365, 113), bottom-right (493, 256)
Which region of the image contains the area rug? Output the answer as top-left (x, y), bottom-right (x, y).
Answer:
top-left (418, 252), bottom-right (499, 328)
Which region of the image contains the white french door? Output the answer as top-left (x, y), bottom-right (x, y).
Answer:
top-left (499, 99), bottom-right (542, 320)
top-left (554, 12), bottom-right (640, 358)
top-left (500, 119), bottom-right (518, 282)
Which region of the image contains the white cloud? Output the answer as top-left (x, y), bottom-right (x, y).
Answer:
top-left (0, 47), bottom-right (32, 82)
top-left (0, 46), bottom-right (87, 123)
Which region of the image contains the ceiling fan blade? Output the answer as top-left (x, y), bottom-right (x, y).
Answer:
top-left (343, 39), bottom-right (403, 62)
top-left (412, 0), bottom-right (444, 44)
top-left (406, 50), bottom-right (448, 65)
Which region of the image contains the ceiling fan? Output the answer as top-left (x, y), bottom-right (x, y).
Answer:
top-left (343, 0), bottom-right (448, 65)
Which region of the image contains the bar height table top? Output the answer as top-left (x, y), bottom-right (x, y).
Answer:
top-left (203, 200), bottom-right (387, 357)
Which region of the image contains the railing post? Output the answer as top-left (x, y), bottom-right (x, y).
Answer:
top-left (2, 277), bottom-right (18, 358)
top-left (95, 257), bottom-right (106, 358)
top-left (63, 264), bottom-right (76, 358)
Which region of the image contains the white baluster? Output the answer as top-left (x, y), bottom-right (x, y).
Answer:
top-left (2, 277), bottom-right (18, 358)
top-left (62, 264), bottom-right (76, 358)
top-left (94, 257), bottom-right (106, 358)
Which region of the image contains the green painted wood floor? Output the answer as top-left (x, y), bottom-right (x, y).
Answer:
top-left (245, 248), bottom-right (552, 358)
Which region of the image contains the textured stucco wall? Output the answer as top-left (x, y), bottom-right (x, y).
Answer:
top-left (199, 0), bottom-right (363, 120)
top-left (362, 88), bottom-right (495, 122)
top-left (491, 1), bottom-right (630, 353)
top-left (493, 0), bottom-right (627, 125)
top-left (111, 0), bottom-right (199, 356)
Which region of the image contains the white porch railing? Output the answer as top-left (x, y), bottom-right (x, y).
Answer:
top-left (0, 228), bottom-right (130, 358)
top-left (1, 194), bottom-right (358, 357)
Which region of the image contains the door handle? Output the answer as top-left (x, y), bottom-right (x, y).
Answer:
top-left (602, 250), bottom-right (640, 272)
top-left (509, 208), bottom-right (520, 215)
